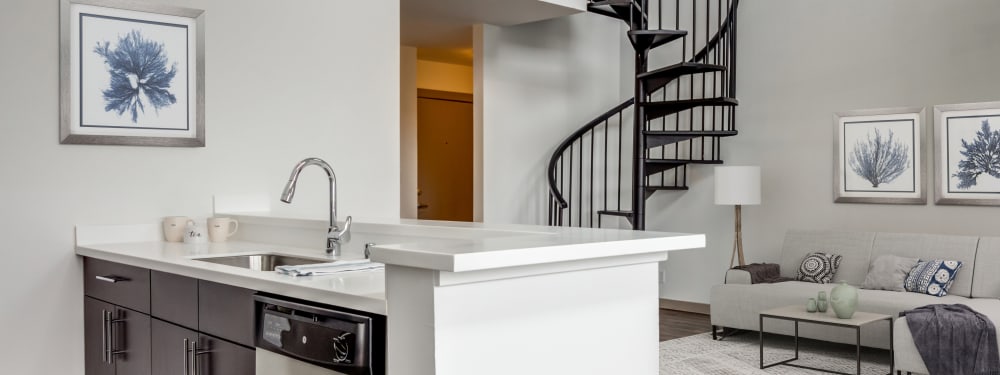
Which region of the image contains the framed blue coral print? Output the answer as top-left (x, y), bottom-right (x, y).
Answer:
top-left (60, 0), bottom-right (204, 146)
top-left (834, 107), bottom-right (927, 204)
top-left (934, 101), bottom-right (1000, 206)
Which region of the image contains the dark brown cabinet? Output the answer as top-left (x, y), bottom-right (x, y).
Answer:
top-left (151, 319), bottom-right (197, 375)
top-left (84, 297), bottom-right (115, 375)
top-left (197, 334), bottom-right (256, 375)
top-left (151, 271), bottom-right (199, 330)
top-left (199, 280), bottom-right (256, 347)
top-left (83, 297), bottom-right (151, 375)
top-left (84, 258), bottom-right (255, 375)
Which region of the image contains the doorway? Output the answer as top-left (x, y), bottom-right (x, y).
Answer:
top-left (417, 89), bottom-right (473, 221)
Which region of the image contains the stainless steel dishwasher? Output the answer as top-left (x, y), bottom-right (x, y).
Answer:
top-left (254, 295), bottom-right (386, 375)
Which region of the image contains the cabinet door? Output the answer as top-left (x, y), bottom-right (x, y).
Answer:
top-left (151, 271), bottom-right (199, 330)
top-left (112, 307), bottom-right (151, 375)
top-left (84, 297), bottom-right (115, 375)
top-left (151, 319), bottom-right (197, 375)
top-left (198, 281), bottom-right (255, 347)
top-left (196, 334), bottom-right (255, 375)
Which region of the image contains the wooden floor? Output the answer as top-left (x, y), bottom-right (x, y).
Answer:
top-left (659, 309), bottom-right (711, 342)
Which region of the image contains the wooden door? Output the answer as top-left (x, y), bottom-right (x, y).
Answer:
top-left (84, 297), bottom-right (115, 375)
top-left (417, 89), bottom-right (473, 221)
top-left (151, 319), bottom-right (197, 375)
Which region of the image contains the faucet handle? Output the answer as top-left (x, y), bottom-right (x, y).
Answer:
top-left (334, 216), bottom-right (352, 242)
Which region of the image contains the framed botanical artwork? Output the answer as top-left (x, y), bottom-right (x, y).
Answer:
top-left (834, 107), bottom-right (926, 204)
top-left (934, 101), bottom-right (1000, 206)
top-left (60, 0), bottom-right (205, 147)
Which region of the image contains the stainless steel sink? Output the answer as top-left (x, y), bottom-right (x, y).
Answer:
top-left (194, 253), bottom-right (330, 271)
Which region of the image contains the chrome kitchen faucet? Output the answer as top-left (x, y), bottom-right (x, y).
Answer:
top-left (280, 158), bottom-right (352, 256)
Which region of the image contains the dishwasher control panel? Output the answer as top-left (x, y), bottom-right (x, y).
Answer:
top-left (255, 295), bottom-right (385, 375)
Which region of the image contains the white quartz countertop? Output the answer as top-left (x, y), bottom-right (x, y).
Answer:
top-left (225, 213), bottom-right (706, 272)
top-left (76, 214), bottom-right (705, 315)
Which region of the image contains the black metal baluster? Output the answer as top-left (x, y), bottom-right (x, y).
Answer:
top-left (589, 128), bottom-right (595, 227)
top-left (616, 111), bottom-right (625, 211)
top-left (559, 155), bottom-right (565, 226)
top-left (603, 120), bottom-right (609, 227)
top-left (568, 143), bottom-right (573, 226)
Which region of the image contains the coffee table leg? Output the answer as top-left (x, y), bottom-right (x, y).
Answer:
top-left (794, 320), bottom-right (799, 360)
top-left (889, 317), bottom-right (894, 374)
top-left (856, 326), bottom-right (862, 375)
top-left (759, 315), bottom-right (764, 369)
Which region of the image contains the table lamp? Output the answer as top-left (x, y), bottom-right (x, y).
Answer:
top-left (714, 166), bottom-right (761, 268)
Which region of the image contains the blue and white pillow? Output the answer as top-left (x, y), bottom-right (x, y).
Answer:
top-left (904, 259), bottom-right (963, 297)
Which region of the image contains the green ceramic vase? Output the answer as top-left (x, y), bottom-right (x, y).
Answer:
top-left (830, 281), bottom-right (858, 319)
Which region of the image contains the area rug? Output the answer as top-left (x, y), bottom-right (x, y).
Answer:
top-left (659, 333), bottom-right (892, 374)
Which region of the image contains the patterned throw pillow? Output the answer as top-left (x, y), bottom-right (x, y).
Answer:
top-left (904, 260), bottom-right (963, 297)
top-left (797, 252), bottom-right (843, 284)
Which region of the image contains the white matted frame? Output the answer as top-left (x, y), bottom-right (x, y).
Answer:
top-left (934, 101), bottom-right (1000, 206)
top-left (60, 0), bottom-right (205, 147)
top-left (834, 107), bottom-right (926, 204)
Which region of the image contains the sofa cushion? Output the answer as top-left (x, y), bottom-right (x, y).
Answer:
top-left (862, 254), bottom-right (920, 292)
top-left (904, 260), bottom-right (964, 297)
top-left (974, 237), bottom-right (1000, 299)
top-left (871, 232), bottom-right (979, 297)
top-left (779, 230), bottom-right (876, 286)
top-left (797, 252), bottom-right (843, 283)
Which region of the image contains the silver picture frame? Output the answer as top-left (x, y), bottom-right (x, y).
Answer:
top-left (834, 107), bottom-right (926, 204)
top-left (934, 101), bottom-right (1000, 206)
top-left (60, 0), bottom-right (205, 147)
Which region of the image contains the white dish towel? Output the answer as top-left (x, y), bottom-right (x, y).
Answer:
top-left (275, 259), bottom-right (384, 276)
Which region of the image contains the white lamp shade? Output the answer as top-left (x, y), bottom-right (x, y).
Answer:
top-left (714, 166), bottom-right (761, 205)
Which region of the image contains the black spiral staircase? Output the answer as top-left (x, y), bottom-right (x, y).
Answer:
top-left (547, 0), bottom-right (740, 230)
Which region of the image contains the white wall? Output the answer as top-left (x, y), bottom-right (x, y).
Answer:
top-left (0, 0), bottom-right (399, 373)
top-left (479, 14), bottom-right (625, 224)
top-left (650, 0), bottom-right (1000, 304)
top-left (416, 59), bottom-right (473, 94)
top-left (401, 46), bottom-right (418, 219)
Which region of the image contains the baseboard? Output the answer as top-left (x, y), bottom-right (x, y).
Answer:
top-left (659, 298), bottom-right (710, 315)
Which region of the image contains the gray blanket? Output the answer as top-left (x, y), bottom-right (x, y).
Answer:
top-left (904, 304), bottom-right (1000, 375)
top-left (733, 263), bottom-right (792, 284)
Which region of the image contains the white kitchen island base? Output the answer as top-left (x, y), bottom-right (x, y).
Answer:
top-left (386, 254), bottom-right (666, 375)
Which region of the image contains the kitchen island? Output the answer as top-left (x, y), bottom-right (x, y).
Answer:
top-left (76, 214), bottom-right (704, 375)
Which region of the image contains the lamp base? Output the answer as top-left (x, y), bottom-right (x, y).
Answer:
top-left (729, 205), bottom-right (745, 268)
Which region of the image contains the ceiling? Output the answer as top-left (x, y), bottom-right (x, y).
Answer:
top-left (401, 0), bottom-right (585, 49)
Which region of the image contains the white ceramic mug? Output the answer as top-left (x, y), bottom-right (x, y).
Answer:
top-left (207, 217), bottom-right (239, 242)
top-left (163, 216), bottom-right (191, 242)
top-left (183, 220), bottom-right (208, 244)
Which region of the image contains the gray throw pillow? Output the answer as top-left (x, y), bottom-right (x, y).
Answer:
top-left (862, 254), bottom-right (920, 291)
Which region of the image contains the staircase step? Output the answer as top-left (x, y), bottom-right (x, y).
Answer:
top-left (638, 62), bottom-right (725, 94)
top-left (628, 29), bottom-right (687, 52)
top-left (597, 210), bottom-right (635, 225)
top-left (641, 97), bottom-right (738, 121)
top-left (644, 130), bottom-right (738, 149)
top-left (644, 185), bottom-right (689, 199)
top-left (644, 159), bottom-right (723, 176)
top-left (588, 0), bottom-right (646, 28)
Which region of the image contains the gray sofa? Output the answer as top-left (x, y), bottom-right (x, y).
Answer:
top-left (710, 230), bottom-right (1000, 374)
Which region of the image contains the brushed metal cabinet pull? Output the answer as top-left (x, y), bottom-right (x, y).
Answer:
top-left (191, 341), bottom-right (210, 375)
top-left (95, 275), bottom-right (129, 283)
top-left (101, 310), bottom-right (110, 364)
top-left (183, 338), bottom-right (191, 375)
top-left (108, 310), bottom-right (127, 364)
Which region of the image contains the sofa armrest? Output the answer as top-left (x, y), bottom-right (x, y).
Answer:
top-left (725, 268), bottom-right (752, 284)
